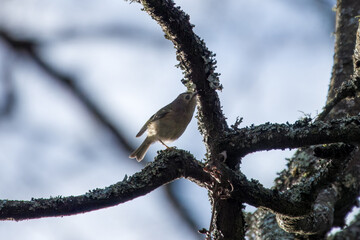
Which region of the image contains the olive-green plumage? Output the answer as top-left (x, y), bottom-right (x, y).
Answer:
top-left (129, 92), bottom-right (197, 162)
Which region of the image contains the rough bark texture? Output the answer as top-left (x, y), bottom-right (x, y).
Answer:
top-left (248, 1), bottom-right (360, 239)
top-left (0, 150), bottom-right (210, 221)
top-left (328, 0), bottom-right (359, 102)
top-left (1, 0), bottom-right (360, 239)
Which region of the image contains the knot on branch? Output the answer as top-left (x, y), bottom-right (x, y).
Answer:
top-left (203, 152), bottom-right (234, 199)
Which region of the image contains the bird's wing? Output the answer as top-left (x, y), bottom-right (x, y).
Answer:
top-left (135, 106), bottom-right (172, 137)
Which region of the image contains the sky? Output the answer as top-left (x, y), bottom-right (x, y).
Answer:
top-left (0, 0), bottom-right (338, 239)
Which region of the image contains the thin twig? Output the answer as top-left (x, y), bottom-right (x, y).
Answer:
top-left (0, 30), bottom-right (136, 157)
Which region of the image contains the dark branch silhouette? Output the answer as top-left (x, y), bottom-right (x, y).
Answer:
top-left (0, 117), bottom-right (358, 223)
top-left (0, 150), bottom-right (209, 221)
top-left (1, 0), bottom-right (360, 239)
top-left (0, 27), bottom-right (201, 237)
top-left (228, 116), bottom-right (360, 158)
top-left (0, 30), bottom-right (134, 156)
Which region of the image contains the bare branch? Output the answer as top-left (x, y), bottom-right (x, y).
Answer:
top-left (164, 184), bottom-right (203, 240)
top-left (206, 144), bottom-right (353, 219)
top-left (0, 30), bottom-right (134, 157)
top-left (228, 116), bottom-right (360, 158)
top-left (0, 149), bottom-right (210, 221)
top-left (246, 210), bottom-right (294, 240)
top-left (277, 187), bottom-right (337, 236)
top-left (327, 0), bottom-right (360, 103)
top-left (317, 78), bottom-right (359, 121)
top-left (50, 24), bottom-right (165, 47)
top-left (0, 26), bottom-right (206, 237)
top-left (134, 0), bottom-right (228, 156)
top-left (0, 54), bottom-right (16, 119)
top-left (248, 6), bottom-right (360, 237)
top-left (318, 15), bottom-right (360, 121)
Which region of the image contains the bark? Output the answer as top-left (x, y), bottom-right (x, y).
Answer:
top-left (0, 150), bottom-right (210, 221)
top-left (1, 1), bottom-right (360, 239)
top-left (248, 1), bottom-right (360, 239)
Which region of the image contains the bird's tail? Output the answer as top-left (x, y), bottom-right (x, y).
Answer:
top-left (129, 137), bottom-right (153, 162)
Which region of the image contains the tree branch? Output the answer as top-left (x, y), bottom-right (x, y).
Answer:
top-left (327, 0), bottom-right (360, 103)
top-left (0, 25), bottom-right (208, 237)
top-left (131, 2), bottom-right (242, 238)
top-left (246, 210), bottom-right (294, 239)
top-left (0, 30), bottom-right (135, 157)
top-left (206, 143), bottom-right (353, 219)
top-left (277, 187), bottom-right (337, 236)
top-left (135, 0), bottom-right (228, 155)
top-left (227, 116), bottom-right (360, 158)
top-left (317, 78), bottom-right (359, 121)
top-left (318, 15), bottom-right (360, 121)
top-left (249, 6), bottom-right (360, 237)
top-left (164, 184), bottom-right (203, 240)
top-left (0, 54), bottom-right (16, 119)
top-left (0, 149), bottom-right (210, 221)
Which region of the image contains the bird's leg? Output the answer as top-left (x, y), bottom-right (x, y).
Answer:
top-left (159, 140), bottom-right (170, 149)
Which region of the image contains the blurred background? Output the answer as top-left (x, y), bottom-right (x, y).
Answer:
top-left (0, 0), bottom-right (336, 239)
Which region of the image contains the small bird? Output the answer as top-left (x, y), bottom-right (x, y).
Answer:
top-left (129, 92), bottom-right (197, 162)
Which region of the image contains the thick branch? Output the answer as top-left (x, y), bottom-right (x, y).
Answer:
top-left (227, 116), bottom-right (360, 158)
top-left (276, 187), bottom-right (337, 236)
top-left (208, 144), bottom-right (353, 218)
top-left (246, 210), bottom-right (294, 239)
top-left (327, 0), bottom-right (360, 102)
top-left (133, 3), bottom-right (243, 238)
top-left (318, 17), bottom-right (360, 121)
top-left (136, 0), bottom-right (228, 155)
top-left (0, 150), bottom-right (210, 221)
top-left (317, 79), bottom-right (359, 121)
top-left (258, 5), bottom-right (360, 238)
top-left (0, 28), bottom-right (202, 234)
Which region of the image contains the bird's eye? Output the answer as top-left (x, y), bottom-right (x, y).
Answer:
top-left (185, 94), bottom-right (191, 100)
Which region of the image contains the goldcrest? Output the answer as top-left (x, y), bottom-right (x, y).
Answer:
top-left (129, 92), bottom-right (197, 162)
